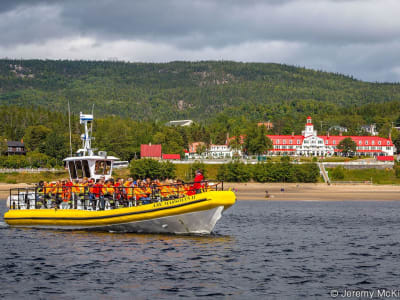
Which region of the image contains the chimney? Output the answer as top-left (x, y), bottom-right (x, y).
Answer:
top-left (389, 131), bottom-right (392, 140)
top-left (327, 132), bottom-right (330, 138)
top-left (149, 142), bottom-right (152, 146)
top-left (339, 132), bottom-right (342, 136)
top-left (291, 132), bottom-right (294, 137)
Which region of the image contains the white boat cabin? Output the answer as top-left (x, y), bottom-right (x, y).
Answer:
top-left (63, 112), bottom-right (119, 181)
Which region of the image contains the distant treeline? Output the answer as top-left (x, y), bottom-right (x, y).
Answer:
top-left (0, 104), bottom-right (399, 165)
top-left (128, 160), bottom-right (320, 183)
top-left (217, 161), bottom-right (320, 183)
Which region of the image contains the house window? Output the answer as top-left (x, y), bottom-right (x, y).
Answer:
top-left (333, 140), bottom-right (336, 145)
top-left (289, 140), bottom-right (292, 144)
top-left (297, 140), bottom-right (300, 144)
top-left (283, 140), bottom-right (286, 144)
top-left (325, 140), bottom-right (328, 144)
top-left (372, 141), bottom-right (375, 145)
top-left (365, 141), bottom-right (368, 145)
top-left (378, 141), bottom-right (381, 145)
top-left (387, 141), bottom-right (390, 145)
top-left (359, 141), bottom-right (362, 145)
top-left (276, 139), bottom-right (279, 144)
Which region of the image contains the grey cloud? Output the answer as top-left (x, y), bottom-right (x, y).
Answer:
top-left (0, 0), bottom-right (399, 82)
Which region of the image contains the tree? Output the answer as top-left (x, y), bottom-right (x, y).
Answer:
top-left (228, 133), bottom-right (242, 157)
top-left (337, 137), bottom-right (357, 157)
top-left (0, 137), bottom-right (7, 155)
top-left (42, 131), bottom-right (69, 161)
top-left (23, 125), bottom-right (51, 151)
top-left (196, 144), bottom-right (206, 156)
top-left (244, 124), bottom-right (273, 156)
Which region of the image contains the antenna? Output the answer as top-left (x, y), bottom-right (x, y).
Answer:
top-left (68, 101), bottom-right (72, 156)
top-left (90, 104), bottom-right (94, 140)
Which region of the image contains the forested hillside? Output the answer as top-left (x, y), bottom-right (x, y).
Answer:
top-left (1, 60), bottom-right (400, 127)
top-left (1, 60), bottom-right (400, 165)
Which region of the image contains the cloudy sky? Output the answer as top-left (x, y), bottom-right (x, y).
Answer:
top-left (0, 0), bottom-right (399, 82)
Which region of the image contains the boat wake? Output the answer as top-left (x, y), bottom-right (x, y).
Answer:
top-left (0, 221), bottom-right (9, 228)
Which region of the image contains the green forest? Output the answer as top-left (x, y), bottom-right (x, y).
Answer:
top-left (0, 59), bottom-right (400, 166)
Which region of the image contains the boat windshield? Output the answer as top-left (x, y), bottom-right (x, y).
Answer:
top-left (68, 161), bottom-right (77, 179)
top-left (82, 160), bottom-right (90, 177)
top-left (95, 160), bottom-right (112, 175)
top-left (75, 160), bottom-right (83, 178)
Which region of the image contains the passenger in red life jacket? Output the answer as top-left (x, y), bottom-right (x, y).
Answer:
top-left (193, 169), bottom-right (204, 194)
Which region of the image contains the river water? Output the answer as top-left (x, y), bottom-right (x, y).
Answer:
top-left (1, 200), bottom-right (400, 299)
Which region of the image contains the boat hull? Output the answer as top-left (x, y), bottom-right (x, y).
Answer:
top-left (4, 191), bottom-right (235, 234)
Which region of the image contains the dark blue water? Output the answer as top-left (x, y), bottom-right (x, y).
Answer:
top-left (1, 200), bottom-right (400, 299)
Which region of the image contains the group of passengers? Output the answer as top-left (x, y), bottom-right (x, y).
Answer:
top-left (35, 170), bottom-right (206, 210)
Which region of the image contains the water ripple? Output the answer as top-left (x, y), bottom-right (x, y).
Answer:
top-left (1, 200), bottom-right (400, 299)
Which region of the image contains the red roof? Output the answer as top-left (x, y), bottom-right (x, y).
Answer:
top-left (162, 154), bottom-right (181, 160)
top-left (141, 144), bottom-right (162, 158)
top-left (377, 156), bottom-right (394, 161)
top-left (319, 136), bottom-right (393, 146)
top-left (267, 135), bottom-right (304, 145)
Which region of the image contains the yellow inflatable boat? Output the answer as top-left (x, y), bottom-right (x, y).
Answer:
top-left (4, 189), bottom-right (235, 234)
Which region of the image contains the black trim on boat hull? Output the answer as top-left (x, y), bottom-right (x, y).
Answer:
top-left (4, 198), bottom-right (208, 221)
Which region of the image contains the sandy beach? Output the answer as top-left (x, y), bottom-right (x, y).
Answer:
top-left (0, 182), bottom-right (399, 201)
top-left (0, 184), bottom-right (34, 199)
top-left (223, 182), bottom-right (400, 201)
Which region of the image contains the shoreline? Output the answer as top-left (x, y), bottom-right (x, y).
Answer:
top-left (222, 182), bottom-right (400, 201)
top-left (0, 182), bottom-right (399, 201)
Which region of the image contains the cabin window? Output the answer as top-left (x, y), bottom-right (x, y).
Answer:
top-left (68, 161), bottom-right (77, 179)
top-left (82, 160), bottom-right (90, 178)
top-left (95, 160), bottom-right (112, 175)
top-left (95, 161), bottom-right (105, 175)
top-left (75, 160), bottom-right (83, 178)
top-left (105, 161), bottom-right (111, 174)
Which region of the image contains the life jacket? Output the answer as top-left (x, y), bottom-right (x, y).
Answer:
top-left (160, 185), bottom-right (170, 197)
top-left (92, 183), bottom-right (103, 197)
top-left (134, 187), bottom-right (147, 199)
top-left (124, 181), bottom-right (134, 199)
top-left (62, 183), bottom-right (72, 202)
top-left (105, 183), bottom-right (115, 195)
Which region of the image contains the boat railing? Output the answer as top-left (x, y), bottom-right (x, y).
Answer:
top-left (7, 180), bottom-right (224, 211)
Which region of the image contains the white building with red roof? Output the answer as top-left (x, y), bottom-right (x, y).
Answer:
top-left (267, 117), bottom-right (395, 157)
